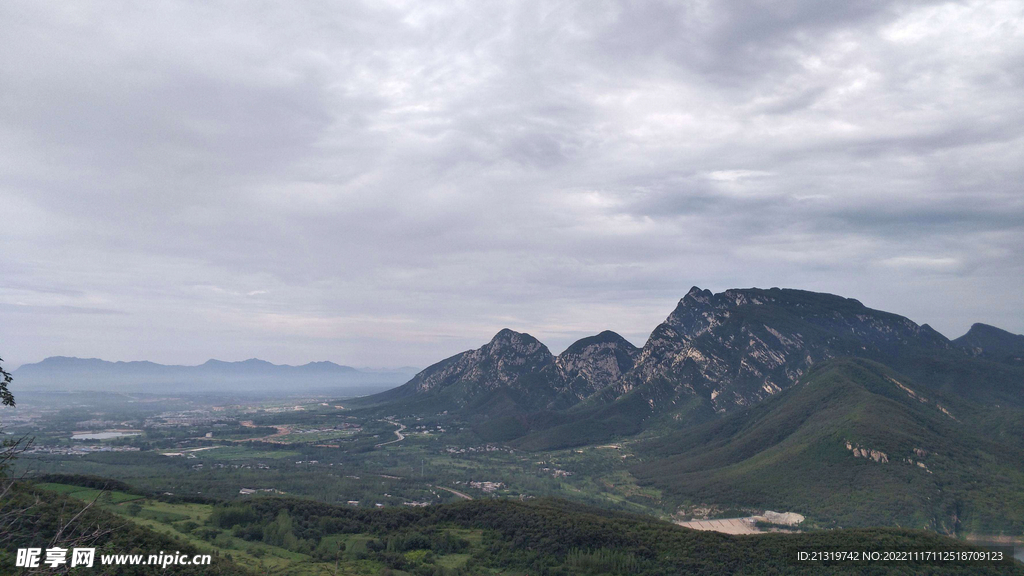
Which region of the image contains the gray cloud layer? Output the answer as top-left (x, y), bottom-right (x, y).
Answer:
top-left (2, 0), bottom-right (1022, 367)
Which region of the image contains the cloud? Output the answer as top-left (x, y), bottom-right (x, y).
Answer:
top-left (0, 0), bottom-right (1021, 367)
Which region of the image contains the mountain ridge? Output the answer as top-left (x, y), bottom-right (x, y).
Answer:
top-left (355, 286), bottom-right (1024, 452)
top-left (22, 356), bottom-right (360, 371)
top-left (13, 356), bottom-right (416, 394)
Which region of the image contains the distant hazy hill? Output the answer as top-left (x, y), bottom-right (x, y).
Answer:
top-left (13, 356), bottom-right (418, 395)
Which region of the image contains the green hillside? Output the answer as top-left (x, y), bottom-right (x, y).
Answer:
top-left (633, 358), bottom-right (1024, 532)
top-left (20, 480), bottom-right (1024, 575)
top-left (0, 482), bottom-right (247, 575)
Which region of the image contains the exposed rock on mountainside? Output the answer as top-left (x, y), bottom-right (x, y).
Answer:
top-left (609, 286), bottom-right (953, 416)
top-left (400, 329), bottom-right (563, 411)
top-left (845, 441), bottom-right (889, 463)
top-left (554, 331), bottom-right (639, 407)
top-left (365, 329), bottom-right (640, 415)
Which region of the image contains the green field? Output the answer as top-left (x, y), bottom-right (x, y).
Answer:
top-left (34, 483), bottom-right (144, 504)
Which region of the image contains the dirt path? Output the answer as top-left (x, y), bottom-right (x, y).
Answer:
top-left (433, 485), bottom-right (473, 500)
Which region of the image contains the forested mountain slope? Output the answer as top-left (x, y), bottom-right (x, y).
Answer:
top-left (633, 358), bottom-right (1024, 532)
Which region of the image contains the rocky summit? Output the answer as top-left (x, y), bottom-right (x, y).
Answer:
top-left (553, 330), bottom-right (639, 408)
top-left (400, 328), bottom-right (562, 411)
top-left (364, 328), bottom-right (640, 415)
top-left (953, 322), bottom-right (1024, 365)
top-left (610, 286), bottom-right (953, 417)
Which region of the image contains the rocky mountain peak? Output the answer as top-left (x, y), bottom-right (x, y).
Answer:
top-left (484, 329), bottom-right (547, 356)
top-left (683, 286), bottom-right (714, 304)
top-left (555, 331), bottom-right (640, 401)
top-left (959, 322), bottom-right (1022, 341)
top-left (619, 287), bottom-right (956, 416)
top-left (391, 329), bottom-right (562, 412)
top-left (561, 330), bottom-right (636, 354)
top-left (953, 322), bottom-right (1024, 364)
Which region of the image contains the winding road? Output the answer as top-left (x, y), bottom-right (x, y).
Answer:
top-left (375, 420), bottom-right (406, 447)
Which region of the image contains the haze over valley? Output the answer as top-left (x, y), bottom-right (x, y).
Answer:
top-left (6, 286), bottom-right (1024, 573)
top-left (2, 0), bottom-right (1023, 573)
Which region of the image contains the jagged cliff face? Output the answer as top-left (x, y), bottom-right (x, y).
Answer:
top-left (554, 331), bottom-right (639, 403)
top-left (617, 287), bottom-right (953, 415)
top-left (397, 328), bottom-right (640, 413)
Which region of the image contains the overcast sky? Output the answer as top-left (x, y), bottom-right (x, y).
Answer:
top-left (1, 0), bottom-right (1022, 369)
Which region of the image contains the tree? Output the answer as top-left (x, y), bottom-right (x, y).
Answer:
top-left (0, 353), bottom-right (28, 541)
top-left (0, 355), bottom-right (20, 478)
top-left (0, 356), bottom-right (13, 408)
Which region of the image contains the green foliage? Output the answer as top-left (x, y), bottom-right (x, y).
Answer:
top-left (262, 509), bottom-right (300, 549)
top-left (1, 483), bottom-right (247, 575)
top-left (566, 547), bottom-right (642, 574)
top-left (0, 355), bottom-right (14, 407)
top-left (34, 473), bottom-right (139, 493)
top-left (30, 476), bottom-right (1024, 575)
top-left (210, 504), bottom-right (260, 529)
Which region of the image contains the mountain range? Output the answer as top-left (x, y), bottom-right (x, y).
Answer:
top-left (358, 286), bottom-right (1024, 426)
top-left (13, 357), bottom-right (418, 395)
top-left (352, 286), bottom-right (1024, 531)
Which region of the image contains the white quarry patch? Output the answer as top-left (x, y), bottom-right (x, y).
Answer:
top-left (676, 511), bottom-right (804, 534)
top-left (676, 518), bottom-right (761, 535)
top-left (763, 511), bottom-right (805, 525)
